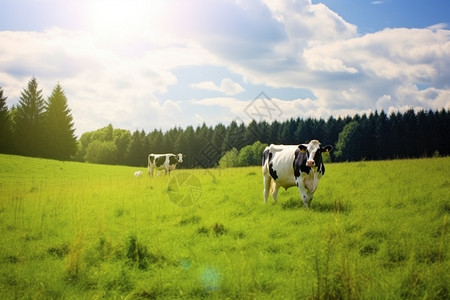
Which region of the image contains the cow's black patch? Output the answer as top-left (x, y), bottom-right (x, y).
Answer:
top-left (267, 152), bottom-right (279, 180)
top-left (263, 149), bottom-right (278, 180)
top-left (149, 156), bottom-right (155, 164)
top-left (168, 155), bottom-right (178, 165)
top-left (313, 150), bottom-right (323, 172)
top-left (155, 156), bottom-right (166, 167)
top-left (294, 148), bottom-right (310, 176)
top-left (300, 165), bottom-right (311, 174)
top-left (269, 162), bottom-right (278, 180)
top-left (317, 145), bottom-right (332, 175)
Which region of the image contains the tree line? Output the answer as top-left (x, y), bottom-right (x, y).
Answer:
top-left (1, 78), bottom-right (449, 167)
top-left (72, 109), bottom-right (450, 167)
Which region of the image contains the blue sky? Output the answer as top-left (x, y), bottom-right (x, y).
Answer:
top-left (1, 0), bottom-right (449, 136)
top-left (312, 0), bottom-right (450, 33)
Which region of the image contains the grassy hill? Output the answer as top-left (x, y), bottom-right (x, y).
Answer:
top-left (0, 154), bottom-right (449, 299)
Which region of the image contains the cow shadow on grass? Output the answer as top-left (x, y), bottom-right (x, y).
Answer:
top-left (281, 197), bottom-right (351, 213)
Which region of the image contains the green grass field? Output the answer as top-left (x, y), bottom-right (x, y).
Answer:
top-left (0, 154), bottom-right (449, 299)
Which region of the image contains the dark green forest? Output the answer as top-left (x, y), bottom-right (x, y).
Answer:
top-left (1, 78), bottom-right (449, 168)
top-left (0, 78), bottom-right (77, 160)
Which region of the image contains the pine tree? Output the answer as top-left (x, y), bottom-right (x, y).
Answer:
top-left (0, 86), bottom-right (13, 153)
top-left (176, 125), bottom-right (195, 167)
top-left (373, 111), bottom-right (387, 159)
top-left (14, 77), bottom-right (46, 157)
top-left (148, 129), bottom-right (164, 154)
top-left (127, 130), bottom-right (147, 167)
top-left (43, 83), bottom-right (77, 160)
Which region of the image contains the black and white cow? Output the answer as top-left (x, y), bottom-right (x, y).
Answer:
top-left (148, 153), bottom-right (183, 176)
top-left (262, 140), bottom-right (332, 208)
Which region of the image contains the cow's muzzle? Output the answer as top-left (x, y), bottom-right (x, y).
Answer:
top-left (306, 160), bottom-right (315, 167)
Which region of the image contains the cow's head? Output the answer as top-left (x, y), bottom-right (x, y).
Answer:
top-left (177, 153), bottom-right (183, 163)
top-left (298, 140), bottom-right (333, 168)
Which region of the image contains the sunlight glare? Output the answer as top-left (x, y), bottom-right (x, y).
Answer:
top-left (87, 0), bottom-right (166, 39)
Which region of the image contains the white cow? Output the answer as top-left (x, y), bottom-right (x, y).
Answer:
top-left (148, 153), bottom-right (183, 176)
top-left (262, 140), bottom-right (332, 208)
top-left (134, 170), bottom-right (143, 177)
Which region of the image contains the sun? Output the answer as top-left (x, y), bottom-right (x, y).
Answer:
top-left (86, 0), bottom-right (167, 39)
top-left (87, 0), bottom-right (144, 37)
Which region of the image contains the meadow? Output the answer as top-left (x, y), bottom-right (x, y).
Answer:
top-left (0, 154), bottom-right (449, 299)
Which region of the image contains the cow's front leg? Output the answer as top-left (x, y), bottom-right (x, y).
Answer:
top-left (295, 176), bottom-right (312, 208)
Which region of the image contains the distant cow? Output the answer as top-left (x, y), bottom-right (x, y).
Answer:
top-left (134, 171), bottom-right (143, 177)
top-left (262, 140), bottom-right (332, 208)
top-left (148, 153), bottom-right (183, 176)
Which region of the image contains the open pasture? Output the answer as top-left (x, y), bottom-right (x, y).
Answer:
top-left (0, 154), bottom-right (449, 299)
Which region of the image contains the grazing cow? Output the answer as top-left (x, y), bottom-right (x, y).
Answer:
top-left (262, 140), bottom-right (332, 208)
top-left (148, 153), bottom-right (183, 176)
top-left (134, 171), bottom-right (143, 177)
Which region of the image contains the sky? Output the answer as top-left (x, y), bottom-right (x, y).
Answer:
top-left (0, 0), bottom-right (449, 137)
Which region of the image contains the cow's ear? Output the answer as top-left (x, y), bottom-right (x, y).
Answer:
top-left (322, 145), bottom-right (333, 153)
top-left (298, 145), bottom-right (307, 153)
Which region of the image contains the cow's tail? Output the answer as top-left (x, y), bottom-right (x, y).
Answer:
top-left (263, 169), bottom-right (276, 196)
top-left (269, 178), bottom-right (275, 195)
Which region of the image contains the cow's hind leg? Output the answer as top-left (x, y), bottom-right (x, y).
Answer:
top-left (272, 184), bottom-right (280, 204)
top-left (263, 173), bottom-right (271, 204)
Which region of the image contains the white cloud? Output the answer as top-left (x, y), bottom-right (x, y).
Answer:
top-left (428, 23), bottom-right (448, 31)
top-left (220, 78), bottom-right (245, 95)
top-left (190, 78), bottom-right (244, 96)
top-left (376, 94), bottom-right (392, 112)
top-left (305, 55), bottom-right (358, 74)
top-left (0, 28), bottom-right (210, 135)
top-left (190, 81), bottom-right (222, 92)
